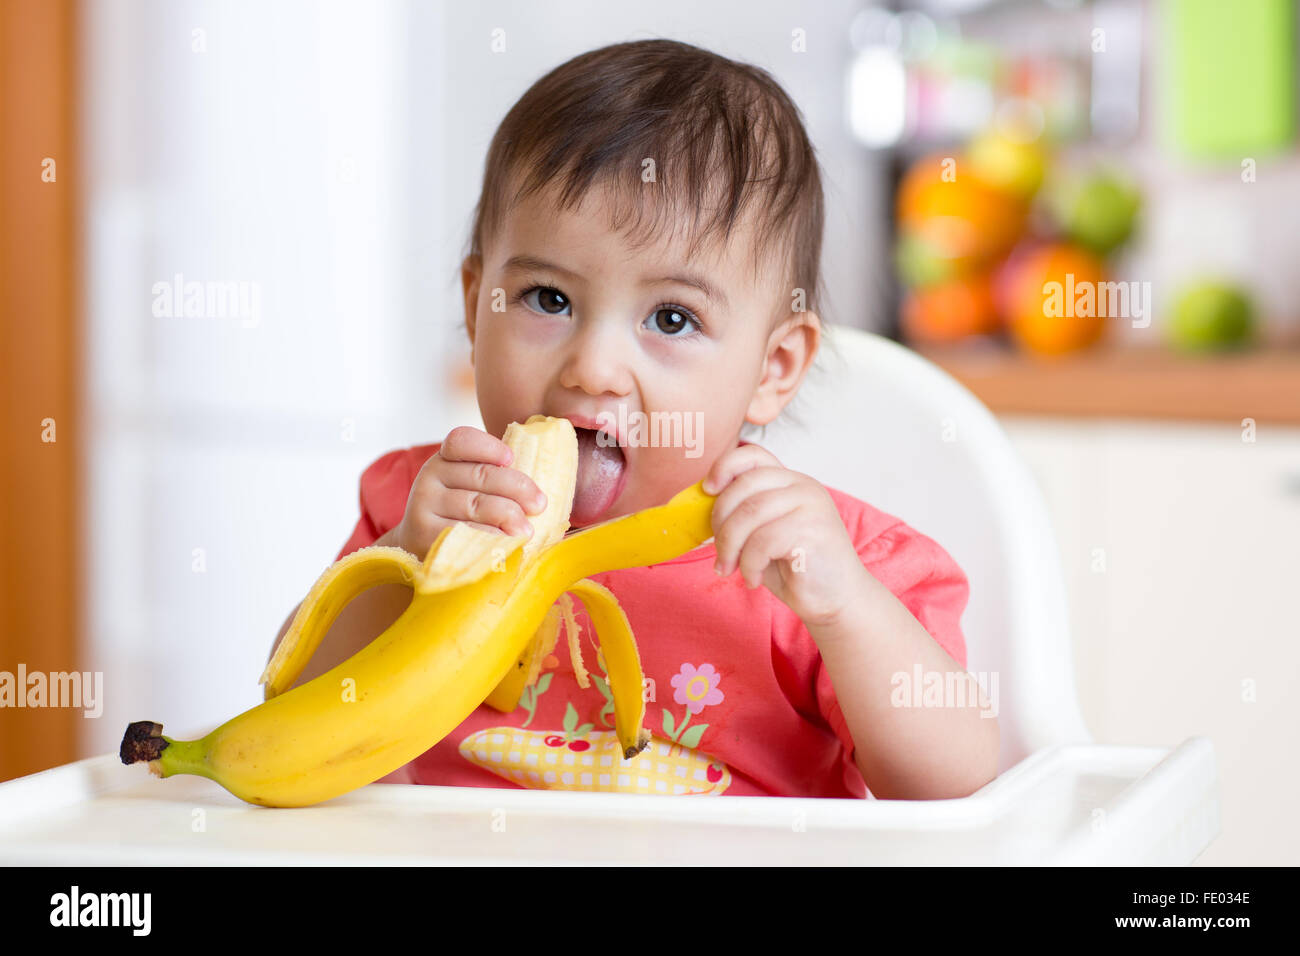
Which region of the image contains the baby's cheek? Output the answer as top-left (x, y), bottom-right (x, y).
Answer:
top-left (477, 340), bottom-right (546, 411)
top-left (637, 442), bottom-right (707, 502)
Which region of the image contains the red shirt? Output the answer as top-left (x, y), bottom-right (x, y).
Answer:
top-left (337, 441), bottom-right (969, 798)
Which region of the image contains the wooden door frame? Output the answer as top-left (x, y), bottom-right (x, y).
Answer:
top-left (0, 0), bottom-right (83, 781)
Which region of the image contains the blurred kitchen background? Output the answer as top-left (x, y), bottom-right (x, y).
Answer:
top-left (2, 0), bottom-right (1297, 863)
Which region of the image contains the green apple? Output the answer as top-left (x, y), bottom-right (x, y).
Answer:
top-left (1167, 281), bottom-right (1255, 352)
top-left (1048, 170), bottom-right (1141, 256)
top-left (895, 231), bottom-right (961, 288)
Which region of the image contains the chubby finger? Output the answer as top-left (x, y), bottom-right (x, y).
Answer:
top-left (440, 459), bottom-right (548, 516)
top-left (735, 513), bottom-right (803, 589)
top-left (438, 486), bottom-right (536, 539)
top-left (702, 441), bottom-right (781, 496)
top-left (712, 484), bottom-right (803, 579)
top-left (439, 425), bottom-right (514, 467)
top-left (709, 466), bottom-right (793, 538)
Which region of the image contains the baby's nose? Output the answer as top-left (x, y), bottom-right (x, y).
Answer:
top-left (559, 326), bottom-right (634, 395)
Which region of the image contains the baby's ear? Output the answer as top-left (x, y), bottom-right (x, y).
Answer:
top-left (461, 255), bottom-right (483, 341)
top-left (460, 254), bottom-right (482, 299)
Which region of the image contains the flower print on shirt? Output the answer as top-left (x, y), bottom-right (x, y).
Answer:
top-left (662, 662), bottom-right (725, 751)
top-left (459, 641), bottom-right (733, 793)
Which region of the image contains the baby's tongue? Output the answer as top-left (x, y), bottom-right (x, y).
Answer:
top-left (570, 427), bottom-right (625, 527)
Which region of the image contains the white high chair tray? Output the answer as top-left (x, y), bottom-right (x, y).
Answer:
top-left (0, 735), bottom-right (1218, 865)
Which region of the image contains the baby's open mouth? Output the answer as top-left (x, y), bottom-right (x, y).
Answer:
top-left (569, 426), bottom-right (626, 527)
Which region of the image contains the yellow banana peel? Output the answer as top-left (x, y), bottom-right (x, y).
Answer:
top-left (119, 415), bottom-right (716, 807)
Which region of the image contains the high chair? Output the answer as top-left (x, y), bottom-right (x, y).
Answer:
top-left (0, 327), bottom-right (1219, 865)
top-left (751, 325), bottom-right (1220, 863)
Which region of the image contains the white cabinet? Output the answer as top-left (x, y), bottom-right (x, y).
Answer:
top-left (1001, 417), bottom-right (1300, 865)
top-left (80, 0), bottom-right (456, 757)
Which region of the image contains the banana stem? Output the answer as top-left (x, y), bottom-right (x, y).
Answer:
top-left (156, 737), bottom-right (212, 780)
top-left (119, 721), bottom-right (210, 780)
top-left (119, 720), bottom-right (168, 765)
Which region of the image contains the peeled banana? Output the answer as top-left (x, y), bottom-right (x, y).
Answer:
top-left (120, 415), bottom-right (716, 808)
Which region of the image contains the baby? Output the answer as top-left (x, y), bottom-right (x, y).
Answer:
top-left (270, 39), bottom-right (998, 799)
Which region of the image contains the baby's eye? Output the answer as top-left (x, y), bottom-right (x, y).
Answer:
top-left (521, 286), bottom-right (570, 315)
top-left (644, 305), bottom-right (703, 337)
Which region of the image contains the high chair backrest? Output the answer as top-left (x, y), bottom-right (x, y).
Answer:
top-left (751, 326), bottom-right (1093, 772)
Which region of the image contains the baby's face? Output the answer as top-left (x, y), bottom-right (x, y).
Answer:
top-left (463, 180), bottom-right (814, 527)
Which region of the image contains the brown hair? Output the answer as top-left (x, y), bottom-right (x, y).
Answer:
top-left (460, 38), bottom-right (837, 431)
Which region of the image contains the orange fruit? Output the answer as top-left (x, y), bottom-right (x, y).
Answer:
top-left (900, 273), bottom-right (1000, 346)
top-left (966, 127), bottom-right (1047, 199)
top-left (897, 152), bottom-right (1028, 267)
top-left (997, 242), bottom-right (1108, 356)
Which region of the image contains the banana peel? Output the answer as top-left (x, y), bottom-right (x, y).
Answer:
top-left (120, 415), bottom-right (716, 807)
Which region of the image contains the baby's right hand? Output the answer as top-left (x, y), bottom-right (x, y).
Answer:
top-left (392, 426), bottom-right (550, 559)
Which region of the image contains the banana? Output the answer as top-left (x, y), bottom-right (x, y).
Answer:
top-left (120, 415), bottom-right (716, 808)
top-left (482, 602), bottom-right (562, 713)
top-left (418, 413), bottom-right (578, 594)
top-left (258, 415), bottom-right (580, 697)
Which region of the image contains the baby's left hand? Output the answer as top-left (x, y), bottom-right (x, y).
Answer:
top-left (703, 442), bottom-right (866, 630)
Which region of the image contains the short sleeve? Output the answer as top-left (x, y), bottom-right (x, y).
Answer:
top-left (334, 447), bottom-right (423, 561)
top-left (813, 521), bottom-right (971, 793)
top-left (859, 522), bottom-right (969, 669)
